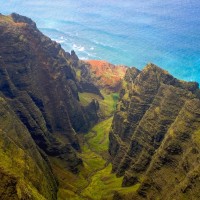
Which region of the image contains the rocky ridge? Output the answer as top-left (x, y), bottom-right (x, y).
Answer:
top-left (109, 63), bottom-right (200, 199)
top-left (0, 13), bottom-right (100, 199)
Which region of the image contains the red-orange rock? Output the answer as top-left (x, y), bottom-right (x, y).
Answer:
top-left (85, 60), bottom-right (127, 92)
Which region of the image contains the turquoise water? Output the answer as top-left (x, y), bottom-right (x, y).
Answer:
top-left (1, 0), bottom-right (200, 83)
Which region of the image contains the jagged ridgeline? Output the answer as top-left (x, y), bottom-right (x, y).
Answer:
top-left (0, 13), bottom-right (200, 200)
top-left (109, 64), bottom-right (200, 199)
top-left (0, 13), bottom-right (101, 199)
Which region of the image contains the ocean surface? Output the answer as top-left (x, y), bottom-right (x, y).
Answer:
top-left (1, 0), bottom-right (200, 83)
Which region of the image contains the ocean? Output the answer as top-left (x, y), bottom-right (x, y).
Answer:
top-left (1, 0), bottom-right (200, 83)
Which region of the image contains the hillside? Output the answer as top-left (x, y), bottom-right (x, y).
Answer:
top-left (0, 13), bottom-right (200, 200)
top-left (0, 13), bottom-right (125, 199)
top-left (109, 63), bottom-right (200, 199)
top-left (0, 13), bottom-right (99, 199)
top-left (85, 60), bottom-right (127, 92)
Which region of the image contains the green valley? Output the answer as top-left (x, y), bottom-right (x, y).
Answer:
top-left (55, 117), bottom-right (139, 200)
top-left (0, 13), bottom-right (200, 200)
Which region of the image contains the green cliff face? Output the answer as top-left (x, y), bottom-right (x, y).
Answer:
top-left (0, 96), bottom-right (57, 199)
top-left (109, 63), bottom-right (200, 199)
top-left (136, 99), bottom-right (200, 199)
top-left (0, 13), bottom-right (101, 199)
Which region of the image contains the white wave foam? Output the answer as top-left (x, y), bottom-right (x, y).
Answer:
top-left (86, 52), bottom-right (94, 57)
top-left (79, 57), bottom-right (88, 60)
top-left (72, 44), bottom-right (77, 48)
top-left (93, 40), bottom-right (113, 48)
top-left (55, 39), bottom-right (65, 44)
top-left (72, 44), bottom-right (85, 52)
top-left (51, 37), bottom-right (65, 44)
top-left (79, 47), bottom-right (85, 51)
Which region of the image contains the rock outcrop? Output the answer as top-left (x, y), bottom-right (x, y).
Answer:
top-left (109, 63), bottom-right (200, 199)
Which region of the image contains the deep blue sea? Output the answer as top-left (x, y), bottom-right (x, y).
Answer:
top-left (1, 0), bottom-right (200, 83)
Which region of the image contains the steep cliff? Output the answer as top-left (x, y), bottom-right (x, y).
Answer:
top-left (0, 13), bottom-right (102, 199)
top-left (0, 96), bottom-right (57, 199)
top-left (109, 63), bottom-right (200, 199)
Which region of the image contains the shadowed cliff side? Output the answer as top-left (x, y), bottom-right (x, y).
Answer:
top-left (109, 63), bottom-right (200, 199)
top-left (0, 96), bottom-right (57, 199)
top-left (0, 13), bottom-right (102, 200)
top-left (0, 12), bottom-right (101, 172)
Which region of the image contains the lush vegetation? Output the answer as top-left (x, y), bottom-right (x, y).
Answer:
top-left (85, 117), bottom-right (113, 154)
top-left (79, 91), bottom-right (119, 118)
top-left (51, 69), bottom-right (136, 199)
top-left (55, 117), bottom-right (138, 200)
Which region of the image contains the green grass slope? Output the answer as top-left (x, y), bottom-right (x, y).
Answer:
top-left (54, 117), bottom-right (138, 200)
top-left (79, 91), bottom-right (119, 118)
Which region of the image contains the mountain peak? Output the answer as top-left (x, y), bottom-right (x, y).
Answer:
top-left (10, 13), bottom-right (36, 28)
top-left (144, 62), bottom-right (170, 75)
top-left (0, 13), bottom-right (36, 28)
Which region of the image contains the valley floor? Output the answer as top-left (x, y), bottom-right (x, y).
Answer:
top-left (51, 117), bottom-right (139, 200)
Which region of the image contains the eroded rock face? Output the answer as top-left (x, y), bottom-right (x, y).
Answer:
top-left (0, 97), bottom-right (57, 200)
top-left (71, 58), bottom-right (103, 97)
top-left (0, 14), bottom-right (78, 171)
top-left (137, 99), bottom-right (200, 200)
top-left (109, 63), bottom-right (200, 199)
top-left (0, 13), bottom-right (101, 181)
top-left (0, 13), bottom-right (99, 199)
